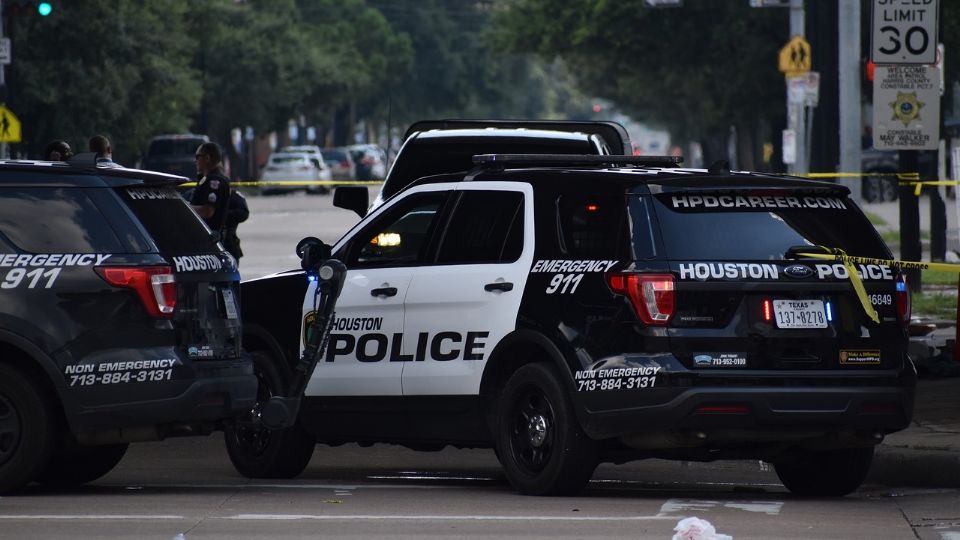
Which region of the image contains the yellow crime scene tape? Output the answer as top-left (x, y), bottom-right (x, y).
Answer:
top-left (798, 247), bottom-right (960, 324)
top-left (180, 180), bottom-right (384, 188)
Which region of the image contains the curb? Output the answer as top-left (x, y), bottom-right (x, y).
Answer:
top-left (869, 445), bottom-right (960, 488)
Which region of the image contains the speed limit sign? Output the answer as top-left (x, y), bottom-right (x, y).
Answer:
top-left (872, 0), bottom-right (939, 64)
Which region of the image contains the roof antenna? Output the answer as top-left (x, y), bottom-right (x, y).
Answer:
top-left (707, 160), bottom-right (730, 175)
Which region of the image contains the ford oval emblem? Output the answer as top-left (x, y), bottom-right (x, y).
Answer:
top-left (784, 264), bottom-right (814, 279)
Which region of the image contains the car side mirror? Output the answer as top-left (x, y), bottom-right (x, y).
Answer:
top-left (296, 236), bottom-right (332, 273)
top-left (333, 186), bottom-right (368, 217)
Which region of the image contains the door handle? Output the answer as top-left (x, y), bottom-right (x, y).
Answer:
top-left (371, 286), bottom-right (398, 297)
top-left (484, 282), bottom-right (514, 292)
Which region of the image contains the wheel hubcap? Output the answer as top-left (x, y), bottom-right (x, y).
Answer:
top-left (509, 386), bottom-right (555, 474)
top-left (527, 414), bottom-right (547, 447)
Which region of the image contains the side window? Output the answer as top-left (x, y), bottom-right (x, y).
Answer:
top-left (557, 193), bottom-right (628, 259)
top-left (0, 187), bottom-right (124, 253)
top-left (436, 190), bottom-right (524, 264)
top-left (347, 192), bottom-right (447, 268)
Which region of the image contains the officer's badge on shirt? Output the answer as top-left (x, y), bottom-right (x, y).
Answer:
top-left (208, 192), bottom-right (218, 203)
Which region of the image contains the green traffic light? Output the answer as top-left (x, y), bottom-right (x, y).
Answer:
top-left (37, 2), bottom-right (53, 16)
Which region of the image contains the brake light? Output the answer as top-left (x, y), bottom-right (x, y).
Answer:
top-left (607, 273), bottom-right (675, 325)
top-left (895, 273), bottom-right (911, 326)
top-left (762, 299), bottom-right (773, 322)
top-left (95, 266), bottom-right (176, 319)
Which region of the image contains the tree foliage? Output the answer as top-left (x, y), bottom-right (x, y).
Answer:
top-left (491, 0), bottom-right (788, 161)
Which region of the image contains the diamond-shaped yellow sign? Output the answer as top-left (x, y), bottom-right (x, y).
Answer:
top-left (779, 35), bottom-right (812, 76)
top-left (0, 105), bottom-right (21, 143)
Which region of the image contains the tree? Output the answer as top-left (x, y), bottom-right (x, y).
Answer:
top-left (9, 0), bottom-right (200, 163)
top-left (491, 0), bottom-right (789, 166)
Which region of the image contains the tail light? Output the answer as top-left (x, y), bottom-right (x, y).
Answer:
top-left (340, 160), bottom-right (350, 167)
top-left (607, 273), bottom-right (675, 325)
top-left (895, 273), bottom-right (911, 326)
top-left (96, 266), bottom-right (176, 319)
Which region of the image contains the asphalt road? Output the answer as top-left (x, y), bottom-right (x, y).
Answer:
top-left (3, 191), bottom-right (958, 539)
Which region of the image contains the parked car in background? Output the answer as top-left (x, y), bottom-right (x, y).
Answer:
top-left (861, 147), bottom-right (899, 203)
top-left (260, 151), bottom-right (332, 195)
top-left (321, 147), bottom-right (357, 184)
top-left (278, 145), bottom-right (333, 194)
top-left (140, 134), bottom-right (210, 179)
top-left (348, 144), bottom-right (387, 180)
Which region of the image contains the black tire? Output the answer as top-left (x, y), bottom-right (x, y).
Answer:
top-left (880, 177), bottom-right (898, 201)
top-left (494, 363), bottom-right (597, 495)
top-left (34, 439), bottom-right (128, 487)
top-left (0, 364), bottom-right (57, 493)
top-left (862, 175), bottom-right (883, 203)
top-left (224, 351), bottom-right (316, 478)
top-left (774, 446), bottom-right (874, 496)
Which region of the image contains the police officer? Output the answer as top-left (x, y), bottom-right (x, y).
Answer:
top-left (191, 142), bottom-right (231, 236)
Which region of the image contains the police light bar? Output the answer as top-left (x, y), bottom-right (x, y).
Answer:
top-left (472, 154), bottom-right (683, 168)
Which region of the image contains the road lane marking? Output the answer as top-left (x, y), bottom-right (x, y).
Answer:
top-left (0, 515), bottom-right (184, 520)
top-left (224, 514), bottom-right (676, 521)
top-left (658, 499), bottom-right (783, 516)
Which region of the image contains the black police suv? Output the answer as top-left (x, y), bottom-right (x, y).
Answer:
top-left (234, 154), bottom-right (913, 497)
top-left (0, 155), bottom-right (255, 493)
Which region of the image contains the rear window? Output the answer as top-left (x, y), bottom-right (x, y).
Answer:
top-left (118, 187), bottom-right (219, 254)
top-left (146, 138), bottom-right (206, 157)
top-left (322, 150), bottom-right (348, 161)
top-left (650, 192), bottom-right (889, 260)
top-left (0, 187), bottom-right (124, 252)
top-left (270, 155), bottom-right (309, 165)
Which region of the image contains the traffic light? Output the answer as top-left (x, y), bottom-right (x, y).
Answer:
top-left (37, 2), bottom-right (52, 16)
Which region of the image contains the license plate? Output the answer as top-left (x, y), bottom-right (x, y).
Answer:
top-left (222, 288), bottom-right (239, 319)
top-left (773, 299), bottom-right (827, 329)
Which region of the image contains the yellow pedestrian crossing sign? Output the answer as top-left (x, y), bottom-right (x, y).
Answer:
top-left (0, 105), bottom-right (21, 143)
top-left (778, 35), bottom-right (812, 76)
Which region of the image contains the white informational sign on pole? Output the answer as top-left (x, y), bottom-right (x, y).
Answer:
top-left (871, 0), bottom-right (939, 65)
top-left (782, 129), bottom-right (796, 164)
top-left (0, 38), bottom-right (10, 65)
top-left (872, 65), bottom-right (940, 150)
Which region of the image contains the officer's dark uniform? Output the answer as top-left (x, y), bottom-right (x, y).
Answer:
top-left (191, 167), bottom-right (231, 232)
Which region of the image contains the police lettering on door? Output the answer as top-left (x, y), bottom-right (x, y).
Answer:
top-left (324, 316), bottom-right (489, 362)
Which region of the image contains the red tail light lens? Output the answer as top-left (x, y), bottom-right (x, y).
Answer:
top-left (762, 298), bottom-right (773, 322)
top-left (96, 266), bottom-right (176, 319)
top-left (607, 273), bottom-right (675, 325)
top-left (895, 273), bottom-right (911, 326)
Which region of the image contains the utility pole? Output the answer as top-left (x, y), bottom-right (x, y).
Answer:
top-left (837, 0), bottom-right (861, 203)
top-left (0, 0), bottom-right (7, 160)
top-left (788, 0), bottom-right (806, 175)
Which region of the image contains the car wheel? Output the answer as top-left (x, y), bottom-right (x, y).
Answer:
top-left (494, 363), bottom-right (597, 495)
top-left (0, 364), bottom-right (57, 493)
top-left (880, 177), bottom-right (898, 202)
top-left (774, 446), bottom-right (874, 496)
top-left (34, 440), bottom-right (128, 487)
top-left (862, 175), bottom-right (883, 203)
top-left (224, 350), bottom-right (315, 479)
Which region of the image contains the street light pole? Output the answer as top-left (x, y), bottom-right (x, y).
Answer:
top-left (787, 0), bottom-right (806, 175)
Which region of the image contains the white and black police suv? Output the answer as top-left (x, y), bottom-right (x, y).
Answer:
top-left (0, 154), bottom-right (255, 493)
top-left (234, 154), bottom-right (914, 496)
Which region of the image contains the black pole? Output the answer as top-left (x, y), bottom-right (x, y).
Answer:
top-left (899, 150), bottom-right (922, 292)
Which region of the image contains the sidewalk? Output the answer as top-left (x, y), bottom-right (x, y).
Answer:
top-left (853, 198), bottom-right (960, 489)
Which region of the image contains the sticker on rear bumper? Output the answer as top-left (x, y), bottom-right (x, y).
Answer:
top-left (839, 349), bottom-right (881, 365)
top-left (693, 353), bottom-right (747, 368)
